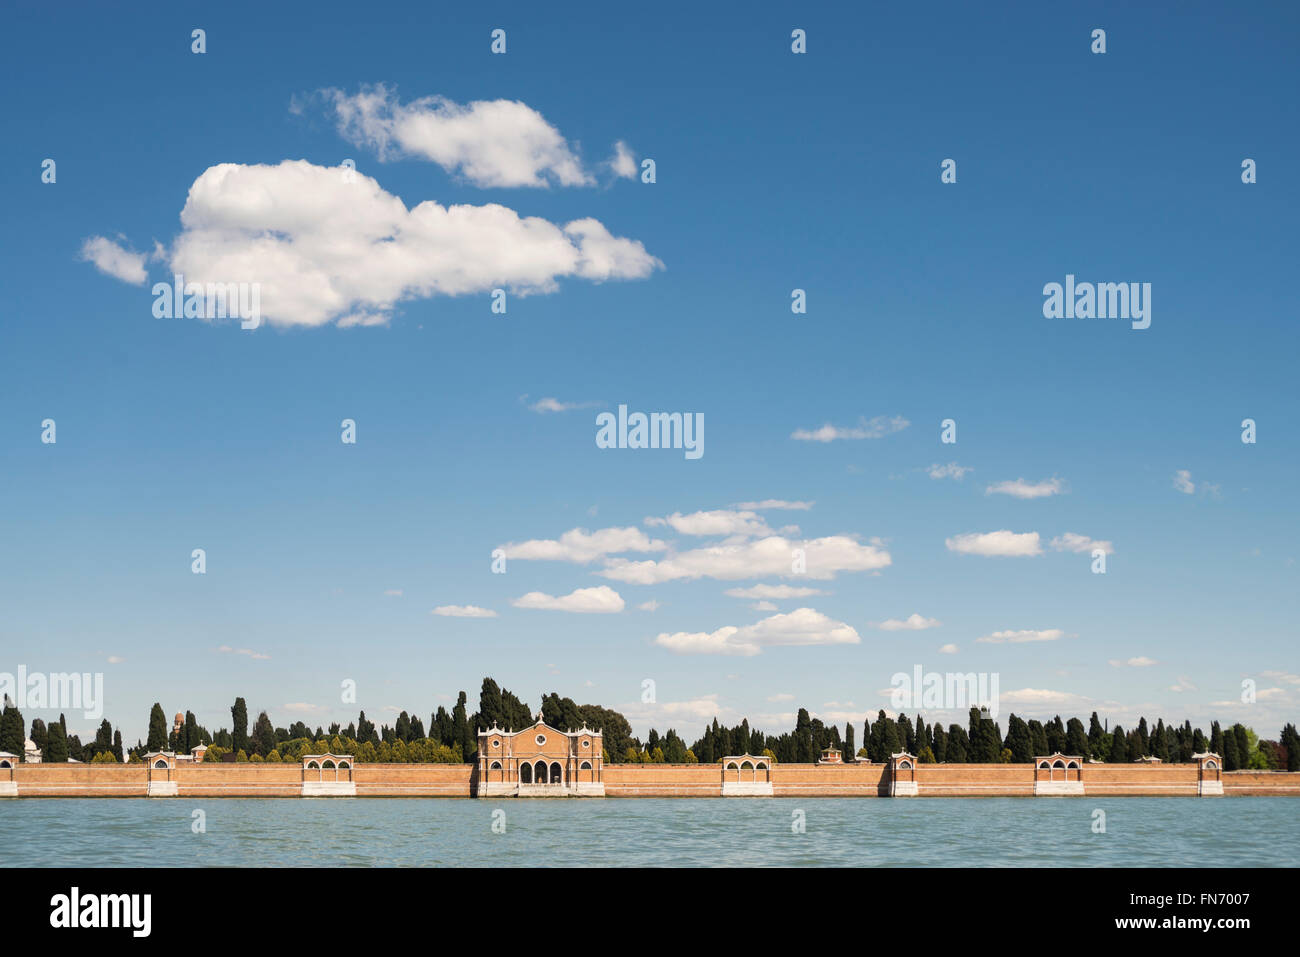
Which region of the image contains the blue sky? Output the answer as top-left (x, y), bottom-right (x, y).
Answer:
top-left (1, 1), bottom-right (1297, 747)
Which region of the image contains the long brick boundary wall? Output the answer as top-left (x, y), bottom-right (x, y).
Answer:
top-left (4, 762), bottom-right (1300, 797)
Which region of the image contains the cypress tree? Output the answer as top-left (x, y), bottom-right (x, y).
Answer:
top-left (945, 725), bottom-right (969, 762)
top-left (1065, 717), bottom-right (1090, 758)
top-left (1233, 724), bottom-right (1251, 769)
top-left (1109, 724), bottom-right (1128, 763)
top-left (843, 722), bottom-right (855, 762)
top-left (1136, 717), bottom-right (1150, 757)
top-left (931, 724), bottom-right (947, 763)
top-left (1222, 728), bottom-right (1240, 770)
top-left (183, 711), bottom-right (199, 752)
top-left (1005, 714), bottom-right (1033, 763)
top-left (29, 718), bottom-right (48, 754)
top-left (44, 716), bottom-right (69, 763)
top-left (1192, 727), bottom-right (1207, 755)
top-left (250, 711), bottom-right (275, 757)
top-left (1209, 721), bottom-right (1224, 757)
top-left (1027, 719), bottom-right (1048, 757)
top-left (113, 730), bottom-right (124, 762)
top-left (146, 703), bottom-right (168, 752)
top-left (0, 702), bottom-right (24, 758)
top-left (794, 709), bottom-right (814, 763)
top-left (231, 697), bottom-right (249, 754)
top-left (1152, 720), bottom-right (1170, 762)
top-left (1280, 724), bottom-right (1300, 772)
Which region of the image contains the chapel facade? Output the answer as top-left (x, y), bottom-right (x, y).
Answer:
top-left (476, 717), bottom-right (604, 797)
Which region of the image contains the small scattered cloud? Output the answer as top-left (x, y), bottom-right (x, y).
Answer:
top-left (927, 463), bottom-right (973, 480)
top-left (431, 604), bottom-right (498, 618)
top-left (526, 396), bottom-right (602, 414)
top-left (733, 499), bottom-right (815, 511)
top-left (499, 526), bottom-right (666, 564)
top-left (792, 415), bottom-right (909, 443)
top-left (1173, 470), bottom-right (1195, 494)
top-left (1108, 656), bottom-right (1157, 667)
top-left (654, 607), bottom-right (860, 657)
top-left (511, 585), bottom-right (625, 613)
top-left (724, 583), bottom-right (826, 600)
top-left (80, 235), bottom-right (148, 285)
top-left (106, 656), bottom-right (125, 664)
top-left (608, 140), bottom-right (638, 179)
top-left (383, 589), bottom-right (404, 597)
top-left (874, 614), bottom-right (942, 631)
top-left (975, 629), bottom-right (1065, 644)
top-left (946, 530), bottom-right (1042, 557)
top-left (938, 643), bottom-right (959, 655)
top-left (1050, 532), bottom-right (1114, 555)
top-left (217, 645), bottom-right (271, 660)
top-left (986, 477), bottom-right (1065, 499)
top-left (637, 600), bottom-right (660, 612)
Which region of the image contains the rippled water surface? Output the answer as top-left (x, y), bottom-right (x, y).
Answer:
top-left (3, 797), bottom-right (1296, 867)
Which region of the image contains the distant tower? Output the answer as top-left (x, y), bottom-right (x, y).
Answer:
top-left (173, 712), bottom-right (184, 737)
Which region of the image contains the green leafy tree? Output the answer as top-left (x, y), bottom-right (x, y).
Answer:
top-left (1065, 717), bottom-right (1090, 759)
top-left (250, 711), bottom-right (276, 757)
top-left (1281, 723), bottom-right (1300, 772)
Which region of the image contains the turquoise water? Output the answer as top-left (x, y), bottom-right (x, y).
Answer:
top-left (3, 798), bottom-right (1296, 867)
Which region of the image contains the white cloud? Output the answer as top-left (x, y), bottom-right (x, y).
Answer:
top-left (599, 535), bottom-right (890, 584)
top-left (645, 509), bottom-right (773, 538)
top-left (608, 140), bottom-right (638, 179)
top-left (724, 583), bottom-right (826, 600)
top-left (975, 629), bottom-right (1065, 644)
top-left (499, 526), bottom-right (666, 563)
top-left (164, 159), bottom-right (660, 328)
top-left (654, 607), bottom-right (860, 657)
top-left (431, 605), bottom-right (498, 618)
top-left (733, 499), bottom-right (814, 511)
top-left (927, 463), bottom-right (973, 480)
top-left (637, 600), bottom-right (660, 612)
top-left (874, 614), bottom-right (941, 631)
top-left (791, 415), bottom-right (909, 442)
top-left (283, 702), bottom-right (329, 714)
top-left (527, 396), bottom-right (601, 413)
top-left (985, 477), bottom-right (1065, 499)
top-left (326, 86), bottom-right (595, 188)
top-left (946, 530), bottom-right (1042, 557)
top-left (217, 645), bottom-right (271, 660)
top-left (767, 693), bottom-right (795, 702)
top-left (511, 585), bottom-right (625, 613)
top-left (1108, 656), bottom-right (1157, 667)
top-left (999, 688), bottom-right (1091, 708)
top-left (938, 643), bottom-right (959, 655)
top-left (752, 601), bottom-right (778, 612)
top-left (1173, 470), bottom-right (1195, 494)
top-left (383, 589), bottom-right (404, 597)
top-left (1050, 532), bottom-right (1114, 555)
top-left (1168, 676), bottom-right (1197, 692)
top-left (80, 235), bottom-right (148, 284)
top-left (106, 656), bottom-right (125, 664)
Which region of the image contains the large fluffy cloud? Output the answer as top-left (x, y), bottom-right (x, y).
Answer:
top-left (655, 607), bottom-right (860, 656)
top-left (167, 160), bottom-right (660, 327)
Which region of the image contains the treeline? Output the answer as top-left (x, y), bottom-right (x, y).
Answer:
top-left (672, 708), bottom-right (1300, 772)
top-left (6, 692), bottom-right (1298, 772)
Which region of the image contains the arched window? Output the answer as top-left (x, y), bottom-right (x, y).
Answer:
top-left (740, 760), bottom-right (754, 771)
top-left (153, 759), bottom-right (168, 769)
top-left (307, 761), bottom-right (320, 769)
top-left (520, 763), bottom-right (533, 784)
top-left (549, 761), bottom-right (562, 784)
top-left (1206, 760), bottom-right (1219, 769)
top-left (490, 760), bottom-right (503, 771)
top-left (580, 760), bottom-right (591, 770)
top-left (534, 761), bottom-right (548, 784)
top-left (322, 760), bottom-right (336, 770)
top-left (337, 761), bottom-right (350, 770)
top-left (899, 760), bottom-right (913, 770)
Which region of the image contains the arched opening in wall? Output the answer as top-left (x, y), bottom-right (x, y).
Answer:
top-left (534, 761), bottom-right (548, 784)
top-left (519, 762), bottom-right (533, 784)
top-left (307, 761), bottom-right (320, 769)
top-left (741, 760), bottom-right (754, 782)
top-left (1206, 760), bottom-right (1219, 769)
top-left (153, 760), bottom-right (168, 769)
top-left (580, 760), bottom-right (591, 770)
top-left (0, 759), bottom-right (11, 769)
top-left (756, 760), bottom-right (769, 781)
top-left (1052, 759), bottom-right (1065, 782)
top-left (1066, 760), bottom-right (1080, 781)
top-left (899, 760), bottom-right (913, 770)
top-left (550, 762), bottom-right (563, 785)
